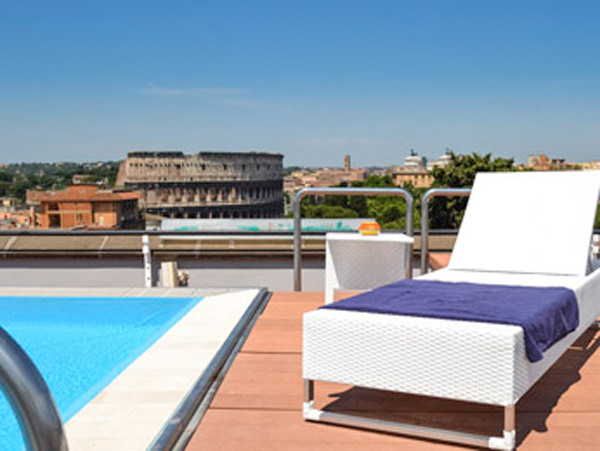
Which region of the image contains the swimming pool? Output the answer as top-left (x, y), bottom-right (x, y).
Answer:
top-left (0, 295), bottom-right (202, 450)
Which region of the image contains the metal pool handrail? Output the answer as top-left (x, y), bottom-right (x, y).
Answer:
top-left (0, 328), bottom-right (68, 451)
top-left (420, 188), bottom-right (471, 275)
top-left (293, 187), bottom-right (414, 291)
top-left (149, 288), bottom-right (271, 450)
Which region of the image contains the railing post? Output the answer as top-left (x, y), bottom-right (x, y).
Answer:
top-left (293, 191), bottom-right (305, 292)
top-left (420, 188), bottom-right (471, 275)
top-left (293, 187), bottom-right (414, 291)
top-left (0, 328), bottom-right (68, 451)
top-left (142, 234), bottom-right (153, 287)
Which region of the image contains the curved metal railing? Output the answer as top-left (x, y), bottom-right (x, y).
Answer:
top-left (420, 188), bottom-right (471, 274)
top-left (0, 328), bottom-right (68, 451)
top-left (293, 187), bottom-right (414, 291)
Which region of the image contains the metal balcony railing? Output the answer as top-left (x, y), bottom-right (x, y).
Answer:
top-left (293, 187), bottom-right (414, 291)
top-left (420, 188), bottom-right (471, 274)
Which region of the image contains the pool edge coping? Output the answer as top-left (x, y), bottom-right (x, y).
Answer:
top-left (149, 287), bottom-right (271, 450)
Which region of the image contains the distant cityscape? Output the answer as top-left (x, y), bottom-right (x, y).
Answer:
top-left (0, 150), bottom-right (599, 230)
top-left (284, 151), bottom-right (600, 194)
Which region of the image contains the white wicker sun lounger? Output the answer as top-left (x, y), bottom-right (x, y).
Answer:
top-left (303, 171), bottom-right (600, 450)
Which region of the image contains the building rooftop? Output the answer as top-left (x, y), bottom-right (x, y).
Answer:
top-left (33, 185), bottom-right (140, 203)
top-left (127, 150), bottom-right (283, 158)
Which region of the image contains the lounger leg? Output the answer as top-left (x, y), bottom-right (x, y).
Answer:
top-left (303, 379), bottom-right (320, 420)
top-left (303, 379), bottom-right (314, 404)
top-left (303, 380), bottom-right (516, 450)
top-left (489, 405), bottom-right (516, 450)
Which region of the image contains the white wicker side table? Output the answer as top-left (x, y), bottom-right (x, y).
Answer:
top-left (325, 232), bottom-right (414, 303)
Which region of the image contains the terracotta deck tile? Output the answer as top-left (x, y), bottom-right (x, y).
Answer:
top-left (192, 410), bottom-right (466, 451)
top-left (241, 323), bottom-right (304, 354)
top-left (210, 353), bottom-right (353, 411)
top-left (186, 292), bottom-right (600, 451)
top-left (241, 292), bottom-right (323, 354)
top-left (259, 291), bottom-right (324, 316)
top-left (209, 353), bottom-right (301, 410)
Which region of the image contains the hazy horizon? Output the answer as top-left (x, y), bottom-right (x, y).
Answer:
top-left (0, 148), bottom-right (537, 167)
top-left (1, 1), bottom-right (599, 167)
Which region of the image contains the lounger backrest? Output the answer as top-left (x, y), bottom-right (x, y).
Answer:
top-left (449, 171), bottom-right (600, 276)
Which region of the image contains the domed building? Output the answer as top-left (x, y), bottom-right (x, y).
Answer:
top-left (390, 150), bottom-right (434, 188)
top-left (404, 149), bottom-right (426, 171)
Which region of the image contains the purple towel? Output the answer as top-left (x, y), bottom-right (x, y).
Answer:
top-left (321, 279), bottom-right (579, 362)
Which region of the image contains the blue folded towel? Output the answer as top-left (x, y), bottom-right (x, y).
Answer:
top-left (321, 279), bottom-right (579, 362)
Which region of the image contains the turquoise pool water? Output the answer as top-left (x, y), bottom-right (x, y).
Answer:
top-left (0, 295), bottom-right (202, 450)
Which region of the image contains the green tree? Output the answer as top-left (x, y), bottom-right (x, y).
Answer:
top-left (428, 153), bottom-right (515, 229)
top-left (299, 174), bottom-right (419, 231)
top-left (0, 170), bottom-right (11, 183)
top-left (431, 152), bottom-right (514, 187)
top-left (0, 161), bottom-right (121, 203)
top-left (301, 204), bottom-right (359, 219)
top-left (7, 177), bottom-right (33, 200)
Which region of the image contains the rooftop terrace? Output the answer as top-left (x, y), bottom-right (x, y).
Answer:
top-left (1, 178), bottom-right (598, 449)
top-left (186, 291), bottom-right (600, 451)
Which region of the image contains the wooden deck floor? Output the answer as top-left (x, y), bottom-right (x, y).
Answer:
top-left (187, 292), bottom-right (600, 450)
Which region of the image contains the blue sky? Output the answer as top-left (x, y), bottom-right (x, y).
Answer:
top-left (0, 0), bottom-right (599, 166)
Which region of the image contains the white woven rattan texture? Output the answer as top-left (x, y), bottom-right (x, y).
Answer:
top-left (325, 238), bottom-right (408, 303)
top-left (303, 310), bottom-right (530, 406)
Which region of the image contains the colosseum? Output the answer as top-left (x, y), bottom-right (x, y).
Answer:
top-left (116, 151), bottom-right (283, 219)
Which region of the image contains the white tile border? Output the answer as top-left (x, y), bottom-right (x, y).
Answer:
top-left (0, 287), bottom-right (262, 451)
